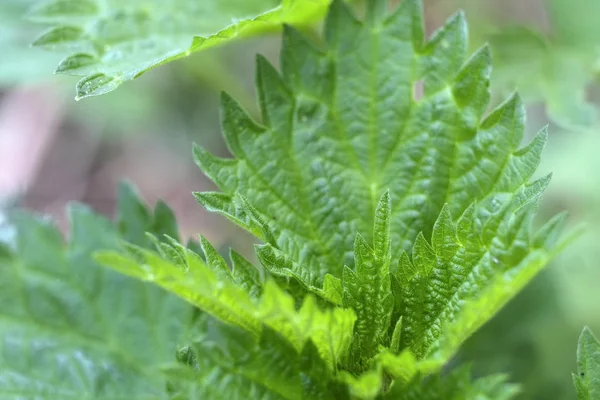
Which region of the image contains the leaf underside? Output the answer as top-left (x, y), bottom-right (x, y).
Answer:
top-left (28, 0), bottom-right (331, 99)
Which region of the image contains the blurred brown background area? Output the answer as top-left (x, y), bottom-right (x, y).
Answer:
top-left (1, 1), bottom-right (599, 398)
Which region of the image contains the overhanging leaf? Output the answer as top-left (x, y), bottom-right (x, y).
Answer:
top-left (96, 238), bottom-right (357, 373)
top-left (28, 0), bottom-right (332, 99)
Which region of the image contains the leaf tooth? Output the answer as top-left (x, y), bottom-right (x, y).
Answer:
top-left (396, 251), bottom-right (417, 284)
top-left (489, 126), bottom-right (548, 194)
top-left (412, 232), bottom-right (436, 275)
top-left (452, 44), bottom-right (492, 127)
top-left (365, 0), bottom-right (388, 25)
top-left (55, 53), bottom-right (99, 75)
top-left (256, 244), bottom-right (316, 288)
top-left (384, 0), bottom-right (424, 49)
top-left (324, 0), bottom-right (361, 48)
top-left (353, 233), bottom-right (374, 273)
top-left (220, 92), bottom-right (265, 159)
top-left (199, 235), bottom-right (231, 277)
top-left (322, 274), bottom-right (343, 306)
top-left (420, 10), bottom-right (467, 95)
top-left (494, 201), bottom-right (536, 266)
top-left (511, 126), bottom-right (548, 180)
top-left (230, 249), bottom-right (262, 286)
top-left (193, 191), bottom-right (232, 213)
top-left (342, 264), bottom-right (358, 287)
top-left (238, 194), bottom-right (278, 247)
top-left (431, 205), bottom-right (458, 261)
top-left (281, 24), bottom-right (330, 95)
top-left (512, 173), bottom-right (551, 211)
top-left (480, 195), bottom-right (514, 246)
top-left (390, 316), bottom-right (403, 353)
top-left (32, 26), bottom-right (87, 50)
top-left (533, 211), bottom-right (568, 250)
top-left (192, 144), bottom-right (238, 188)
top-left (256, 54), bottom-right (294, 132)
top-left (480, 92), bottom-right (525, 150)
top-left (456, 203), bottom-right (480, 248)
top-left (76, 73), bottom-right (119, 100)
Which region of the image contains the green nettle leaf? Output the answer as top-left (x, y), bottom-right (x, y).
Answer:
top-left (28, 0), bottom-right (331, 99)
top-left (573, 327), bottom-right (600, 400)
top-left (0, 203), bottom-right (197, 399)
top-left (384, 365), bottom-right (520, 400)
top-left (193, 0), bottom-right (569, 380)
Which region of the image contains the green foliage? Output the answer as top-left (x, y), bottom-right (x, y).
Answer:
top-left (95, 0), bottom-right (570, 397)
top-left (3, 0), bottom-right (578, 398)
top-left (193, 0), bottom-right (567, 375)
top-left (573, 327), bottom-right (600, 400)
top-left (28, 0), bottom-right (331, 99)
top-left (0, 187), bottom-right (198, 399)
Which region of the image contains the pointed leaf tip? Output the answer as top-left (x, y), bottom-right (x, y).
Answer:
top-left (412, 232), bottom-right (436, 275)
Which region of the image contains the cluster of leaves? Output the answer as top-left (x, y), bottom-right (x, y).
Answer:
top-left (0, 0), bottom-right (588, 398)
top-left (27, 0), bottom-right (331, 99)
top-left (95, 0), bottom-right (569, 397)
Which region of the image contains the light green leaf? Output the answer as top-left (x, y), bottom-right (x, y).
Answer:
top-left (573, 326), bottom-right (600, 400)
top-left (0, 204), bottom-right (197, 399)
top-left (194, 0), bottom-right (568, 374)
top-left (28, 0), bottom-right (332, 99)
top-left (97, 240), bottom-right (356, 372)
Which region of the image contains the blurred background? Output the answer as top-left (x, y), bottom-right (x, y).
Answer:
top-left (0, 0), bottom-right (598, 398)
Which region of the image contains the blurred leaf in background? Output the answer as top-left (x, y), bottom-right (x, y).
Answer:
top-left (463, 0), bottom-right (600, 129)
top-left (27, 0), bottom-right (331, 99)
top-left (0, 194), bottom-right (199, 399)
top-left (0, 0), bottom-right (62, 85)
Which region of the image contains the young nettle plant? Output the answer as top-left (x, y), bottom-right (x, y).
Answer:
top-left (96, 0), bottom-right (570, 397)
top-left (0, 0), bottom-right (582, 399)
